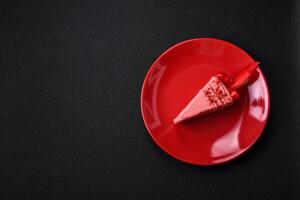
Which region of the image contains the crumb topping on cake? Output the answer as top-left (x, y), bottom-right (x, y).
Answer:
top-left (202, 77), bottom-right (233, 109)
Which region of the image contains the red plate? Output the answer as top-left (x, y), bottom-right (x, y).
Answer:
top-left (140, 38), bottom-right (270, 166)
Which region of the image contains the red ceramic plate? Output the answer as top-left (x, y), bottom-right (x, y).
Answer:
top-left (140, 38), bottom-right (270, 166)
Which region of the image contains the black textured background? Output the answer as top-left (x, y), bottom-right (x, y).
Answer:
top-left (1, 0), bottom-right (299, 199)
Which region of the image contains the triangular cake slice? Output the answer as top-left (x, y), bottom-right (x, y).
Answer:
top-left (173, 76), bottom-right (233, 124)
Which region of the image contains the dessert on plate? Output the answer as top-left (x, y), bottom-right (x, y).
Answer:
top-left (174, 62), bottom-right (259, 124)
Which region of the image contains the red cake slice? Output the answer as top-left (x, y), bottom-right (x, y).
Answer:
top-left (173, 61), bottom-right (259, 124)
top-left (173, 76), bottom-right (233, 124)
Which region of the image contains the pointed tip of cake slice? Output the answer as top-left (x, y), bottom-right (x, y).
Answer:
top-left (173, 90), bottom-right (211, 124)
top-left (173, 115), bottom-right (184, 124)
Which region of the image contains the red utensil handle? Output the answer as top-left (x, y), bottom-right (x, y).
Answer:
top-left (230, 61), bottom-right (260, 90)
